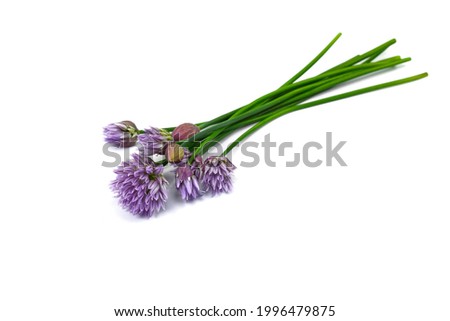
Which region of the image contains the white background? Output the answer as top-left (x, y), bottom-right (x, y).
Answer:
top-left (1, 1), bottom-right (448, 320)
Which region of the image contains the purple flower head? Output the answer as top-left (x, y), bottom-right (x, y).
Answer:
top-left (191, 155), bottom-right (203, 178)
top-left (202, 156), bottom-right (236, 195)
top-left (138, 127), bottom-right (172, 157)
top-left (111, 153), bottom-right (168, 217)
top-left (103, 120), bottom-right (139, 147)
top-left (175, 164), bottom-right (202, 201)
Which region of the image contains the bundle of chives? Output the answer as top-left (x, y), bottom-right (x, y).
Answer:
top-left (104, 33), bottom-right (428, 217)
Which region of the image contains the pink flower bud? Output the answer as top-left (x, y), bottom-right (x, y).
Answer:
top-left (172, 123), bottom-right (200, 141)
top-left (165, 142), bottom-right (185, 163)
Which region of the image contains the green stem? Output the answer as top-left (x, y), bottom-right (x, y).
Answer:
top-left (198, 38), bottom-right (397, 131)
top-left (199, 58), bottom-right (406, 147)
top-left (186, 38), bottom-right (413, 161)
top-left (245, 57), bottom-right (402, 119)
top-left (193, 57), bottom-right (411, 158)
top-left (281, 33), bottom-right (342, 87)
top-left (192, 57), bottom-right (411, 141)
top-left (324, 39), bottom-right (396, 73)
top-left (183, 38), bottom-right (397, 134)
top-left (222, 73), bottom-right (428, 155)
top-left (191, 34), bottom-right (343, 160)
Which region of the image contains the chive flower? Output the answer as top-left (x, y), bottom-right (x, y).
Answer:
top-left (111, 153), bottom-right (168, 217)
top-left (103, 120), bottom-right (139, 147)
top-left (202, 156), bottom-right (236, 195)
top-left (138, 127), bottom-right (172, 157)
top-left (175, 164), bottom-right (202, 201)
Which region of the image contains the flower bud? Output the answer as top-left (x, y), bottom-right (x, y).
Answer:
top-left (104, 120), bottom-right (139, 147)
top-left (116, 120), bottom-right (138, 132)
top-left (172, 123), bottom-right (200, 141)
top-left (165, 142), bottom-right (185, 163)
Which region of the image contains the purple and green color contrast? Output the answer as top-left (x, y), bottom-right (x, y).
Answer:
top-left (104, 33), bottom-right (428, 218)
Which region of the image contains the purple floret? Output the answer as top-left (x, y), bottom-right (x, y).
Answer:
top-left (175, 164), bottom-right (202, 201)
top-left (103, 121), bottom-right (138, 147)
top-left (138, 127), bottom-right (172, 157)
top-left (202, 156), bottom-right (236, 195)
top-left (111, 153), bottom-right (168, 217)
